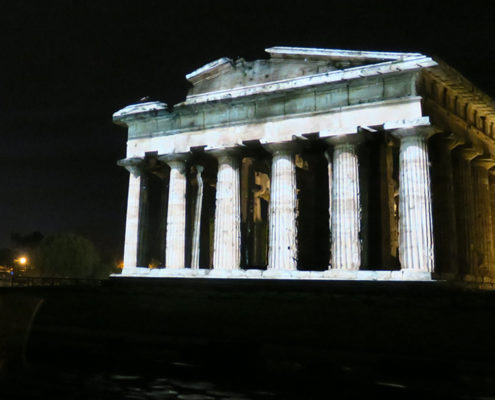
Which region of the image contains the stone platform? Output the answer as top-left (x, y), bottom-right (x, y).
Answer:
top-left (112, 268), bottom-right (495, 289)
top-left (114, 267), bottom-right (435, 281)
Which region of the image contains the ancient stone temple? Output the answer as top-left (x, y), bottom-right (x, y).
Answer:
top-left (113, 47), bottom-right (495, 285)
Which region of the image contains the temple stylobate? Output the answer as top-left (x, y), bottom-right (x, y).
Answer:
top-left (113, 47), bottom-right (495, 285)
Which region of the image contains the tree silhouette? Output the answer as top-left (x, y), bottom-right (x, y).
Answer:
top-left (33, 234), bottom-right (113, 278)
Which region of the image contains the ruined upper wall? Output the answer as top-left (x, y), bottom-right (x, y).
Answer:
top-left (182, 47), bottom-right (432, 105)
top-left (187, 58), bottom-right (342, 97)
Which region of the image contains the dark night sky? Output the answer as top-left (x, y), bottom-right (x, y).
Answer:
top-left (1, 1), bottom-right (494, 261)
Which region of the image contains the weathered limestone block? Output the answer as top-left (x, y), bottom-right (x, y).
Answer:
top-left (210, 149), bottom-right (241, 270)
top-left (191, 165), bottom-right (204, 269)
top-left (325, 136), bottom-right (361, 270)
top-left (393, 130), bottom-right (434, 271)
top-left (118, 158), bottom-right (146, 273)
top-left (263, 142), bottom-right (298, 271)
top-left (472, 159), bottom-right (495, 277)
top-left (159, 154), bottom-right (189, 269)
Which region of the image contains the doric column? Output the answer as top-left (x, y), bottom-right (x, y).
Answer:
top-left (379, 136), bottom-right (399, 268)
top-left (159, 154), bottom-right (189, 269)
top-left (452, 147), bottom-right (481, 275)
top-left (429, 134), bottom-right (461, 275)
top-left (191, 165), bottom-right (204, 269)
top-left (490, 171), bottom-right (495, 265)
top-left (472, 158), bottom-right (495, 277)
top-left (392, 128), bottom-right (435, 272)
top-left (210, 148), bottom-right (241, 271)
top-left (118, 158), bottom-right (146, 274)
top-left (263, 142), bottom-right (298, 272)
top-left (324, 150), bottom-right (333, 267)
top-left (325, 136), bottom-right (361, 270)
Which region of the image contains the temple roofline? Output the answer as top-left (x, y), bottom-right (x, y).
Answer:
top-left (265, 46), bottom-right (423, 61)
top-left (182, 55), bottom-right (436, 105)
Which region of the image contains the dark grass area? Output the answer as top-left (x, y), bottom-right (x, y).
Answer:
top-left (2, 278), bottom-right (495, 398)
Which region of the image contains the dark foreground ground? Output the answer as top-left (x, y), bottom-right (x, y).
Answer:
top-left (2, 278), bottom-right (495, 399)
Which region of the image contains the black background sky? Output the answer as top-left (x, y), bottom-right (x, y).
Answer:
top-left (1, 1), bottom-right (494, 261)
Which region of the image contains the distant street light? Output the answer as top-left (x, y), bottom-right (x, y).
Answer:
top-left (13, 256), bottom-right (29, 276)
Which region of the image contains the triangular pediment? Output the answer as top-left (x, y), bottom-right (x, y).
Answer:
top-left (184, 46), bottom-right (433, 104)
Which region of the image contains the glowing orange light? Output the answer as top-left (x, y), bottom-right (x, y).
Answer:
top-left (19, 257), bottom-right (27, 265)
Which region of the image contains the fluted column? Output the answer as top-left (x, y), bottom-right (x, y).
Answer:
top-left (472, 158), bottom-right (495, 277)
top-left (324, 150), bottom-right (333, 267)
top-left (118, 158), bottom-right (145, 273)
top-left (211, 149), bottom-right (241, 271)
top-left (490, 171), bottom-right (495, 264)
top-left (392, 129), bottom-right (434, 272)
top-left (159, 154), bottom-right (188, 269)
top-left (452, 147), bottom-right (481, 275)
top-left (191, 165), bottom-right (204, 269)
top-left (326, 138), bottom-right (361, 270)
top-left (263, 142), bottom-right (298, 271)
top-left (429, 134), bottom-right (461, 275)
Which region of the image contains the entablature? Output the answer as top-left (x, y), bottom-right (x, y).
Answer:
top-left (183, 47), bottom-right (435, 105)
top-left (116, 71), bottom-right (420, 140)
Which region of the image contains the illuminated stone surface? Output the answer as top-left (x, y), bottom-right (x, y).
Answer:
top-left (262, 142), bottom-right (298, 273)
top-left (114, 47), bottom-right (495, 286)
top-left (117, 158), bottom-right (145, 274)
top-left (209, 149), bottom-right (241, 271)
top-left (325, 137), bottom-right (361, 270)
top-left (392, 128), bottom-right (435, 272)
top-left (160, 155), bottom-right (188, 269)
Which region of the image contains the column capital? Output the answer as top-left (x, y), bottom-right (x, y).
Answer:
top-left (323, 133), bottom-right (367, 146)
top-left (456, 146), bottom-right (484, 161)
top-left (205, 145), bottom-right (244, 160)
top-left (473, 158), bottom-right (495, 170)
top-left (117, 157), bottom-right (145, 177)
top-left (260, 139), bottom-right (303, 154)
top-left (158, 152), bottom-right (190, 164)
top-left (389, 126), bottom-right (438, 141)
top-left (439, 132), bottom-right (466, 151)
top-left (324, 149), bottom-right (332, 162)
top-left (384, 117), bottom-right (439, 141)
top-left (384, 116), bottom-right (437, 139)
top-left (194, 164), bottom-right (205, 174)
